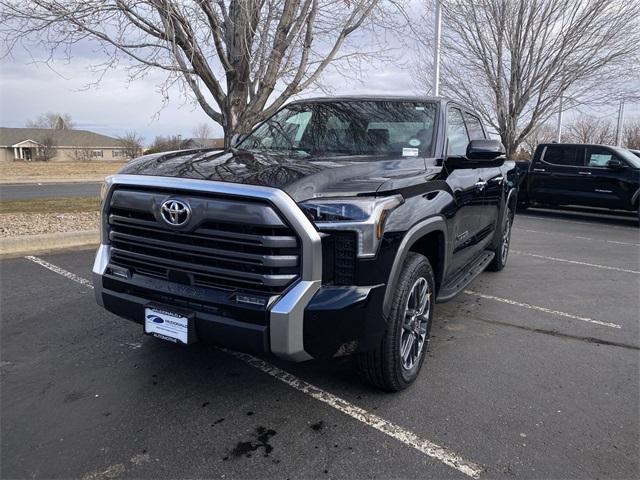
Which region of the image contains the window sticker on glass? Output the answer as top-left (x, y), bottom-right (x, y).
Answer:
top-left (403, 147), bottom-right (419, 157)
top-left (409, 139), bottom-right (421, 147)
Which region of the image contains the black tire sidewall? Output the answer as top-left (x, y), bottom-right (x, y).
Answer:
top-left (488, 207), bottom-right (514, 271)
top-left (386, 253), bottom-right (435, 388)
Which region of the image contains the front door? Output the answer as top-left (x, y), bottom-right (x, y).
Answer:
top-left (444, 107), bottom-right (485, 276)
top-left (23, 148), bottom-right (33, 161)
top-left (580, 146), bottom-right (633, 209)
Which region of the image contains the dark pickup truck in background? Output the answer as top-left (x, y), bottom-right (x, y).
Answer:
top-left (93, 96), bottom-right (518, 391)
top-left (516, 143), bottom-right (640, 220)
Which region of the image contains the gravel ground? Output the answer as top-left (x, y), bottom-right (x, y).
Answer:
top-left (0, 212), bottom-right (99, 237)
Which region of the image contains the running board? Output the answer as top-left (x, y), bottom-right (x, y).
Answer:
top-left (436, 250), bottom-right (495, 303)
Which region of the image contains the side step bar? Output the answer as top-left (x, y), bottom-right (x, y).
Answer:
top-left (436, 250), bottom-right (495, 303)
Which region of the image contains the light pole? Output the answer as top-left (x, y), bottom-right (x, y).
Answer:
top-left (615, 99), bottom-right (625, 146)
top-left (556, 95), bottom-right (563, 142)
top-left (432, 0), bottom-right (442, 96)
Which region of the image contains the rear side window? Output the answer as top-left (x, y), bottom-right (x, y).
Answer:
top-left (463, 113), bottom-right (485, 140)
top-left (585, 147), bottom-right (614, 167)
top-left (542, 145), bottom-right (583, 166)
top-left (447, 108), bottom-right (469, 156)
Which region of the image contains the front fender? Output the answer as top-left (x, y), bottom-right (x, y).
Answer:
top-left (382, 215), bottom-right (448, 318)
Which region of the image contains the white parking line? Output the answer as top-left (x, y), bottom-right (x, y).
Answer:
top-left (464, 290), bottom-right (621, 329)
top-left (24, 255), bottom-right (484, 479)
top-left (607, 240), bottom-right (640, 247)
top-left (25, 255), bottom-right (94, 288)
top-left (511, 250), bottom-right (639, 275)
top-left (518, 213), bottom-right (634, 230)
top-left (514, 228), bottom-right (640, 248)
top-left (223, 349), bottom-right (483, 478)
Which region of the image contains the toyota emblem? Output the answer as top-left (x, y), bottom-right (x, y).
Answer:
top-left (160, 199), bottom-right (191, 227)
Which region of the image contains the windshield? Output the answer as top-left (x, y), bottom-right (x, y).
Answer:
top-left (612, 147), bottom-right (640, 168)
top-left (239, 101), bottom-right (438, 157)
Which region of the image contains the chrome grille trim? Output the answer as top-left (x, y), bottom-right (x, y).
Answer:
top-left (94, 174), bottom-right (323, 361)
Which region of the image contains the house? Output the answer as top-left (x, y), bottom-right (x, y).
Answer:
top-left (181, 137), bottom-right (224, 149)
top-left (0, 127), bottom-right (132, 162)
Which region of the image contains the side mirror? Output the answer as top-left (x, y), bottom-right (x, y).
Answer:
top-left (466, 139), bottom-right (506, 160)
top-left (230, 134), bottom-right (246, 148)
top-left (607, 158), bottom-right (624, 169)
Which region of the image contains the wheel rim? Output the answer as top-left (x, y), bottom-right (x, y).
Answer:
top-left (501, 214), bottom-right (512, 263)
top-left (400, 277), bottom-right (431, 371)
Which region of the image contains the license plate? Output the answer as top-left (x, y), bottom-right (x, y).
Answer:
top-left (144, 307), bottom-right (193, 344)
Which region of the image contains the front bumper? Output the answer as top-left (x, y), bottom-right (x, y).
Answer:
top-left (94, 242), bottom-right (386, 362)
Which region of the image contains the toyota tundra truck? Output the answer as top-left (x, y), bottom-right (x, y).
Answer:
top-left (93, 96), bottom-right (518, 391)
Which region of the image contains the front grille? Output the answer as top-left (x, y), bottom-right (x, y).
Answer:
top-left (106, 188), bottom-right (301, 294)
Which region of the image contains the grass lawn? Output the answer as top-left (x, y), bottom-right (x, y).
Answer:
top-left (0, 197), bottom-right (101, 214)
top-left (0, 161), bottom-right (125, 181)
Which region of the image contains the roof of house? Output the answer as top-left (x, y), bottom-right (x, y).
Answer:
top-left (0, 127), bottom-right (123, 148)
top-left (182, 137), bottom-right (224, 149)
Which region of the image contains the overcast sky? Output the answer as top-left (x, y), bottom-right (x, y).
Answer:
top-left (0, 20), bottom-right (637, 145)
top-left (0, 49), bottom-right (420, 144)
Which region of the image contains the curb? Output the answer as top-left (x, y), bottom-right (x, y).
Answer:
top-left (0, 231), bottom-right (99, 258)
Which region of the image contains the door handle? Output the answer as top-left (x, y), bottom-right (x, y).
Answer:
top-left (578, 171), bottom-right (592, 175)
top-left (491, 176), bottom-right (504, 183)
top-left (532, 168), bottom-right (546, 172)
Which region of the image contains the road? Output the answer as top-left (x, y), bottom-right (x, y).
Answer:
top-left (0, 182), bottom-right (101, 201)
top-left (1, 210), bottom-right (638, 479)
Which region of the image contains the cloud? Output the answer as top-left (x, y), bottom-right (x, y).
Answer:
top-left (0, 57), bottom-right (221, 143)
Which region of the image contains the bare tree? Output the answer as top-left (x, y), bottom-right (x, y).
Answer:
top-left (564, 116), bottom-right (615, 145)
top-left (192, 122), bottom-right (213, 141)
top-left (623, 119), bottom-right (640, 150)
top-left (521, 123), bottom-right (556, 158)
top-left (146, 135), bottom-right (186, 154)
top-left (34, 135), bottom-right (58, 161)
top-left (415, 0), bottom-right (640, 157)
top-left (26, 112), bottom-right (75, 130)
top-left (117, 131), bottom-right (145, 158)
top-left (2, 0), bottom-right (398, 146)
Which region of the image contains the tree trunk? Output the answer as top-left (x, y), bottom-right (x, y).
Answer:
top-left (222, 100), bottom-right (255, 149)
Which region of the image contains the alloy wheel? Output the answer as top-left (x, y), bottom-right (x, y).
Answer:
top-left (400, 277), bottom-right (431, 371)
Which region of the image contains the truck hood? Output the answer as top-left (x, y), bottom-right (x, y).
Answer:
top-left (119, 148), bottom-right (432, 202)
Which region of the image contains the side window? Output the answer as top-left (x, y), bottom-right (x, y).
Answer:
top-left (463, 113), bottom-right (486, 140)
top-left (286, 111), bottom-right (312, 144)
top-left (542, 145), bottom-right (584, 167)
top-left (447, 108), bottom-right (469, 156)
top-left (585, 147), bottom-right (614, 168)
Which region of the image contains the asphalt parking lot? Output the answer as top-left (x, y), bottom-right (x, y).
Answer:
top-left (1, 208), bottom-right (638, 479)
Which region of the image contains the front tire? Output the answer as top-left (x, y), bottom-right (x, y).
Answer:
top-left (487, 206), bottom-right (514, 272)
top-left (358, 253), bottom-right (435, 392)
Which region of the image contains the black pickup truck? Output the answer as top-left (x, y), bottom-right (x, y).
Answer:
top-left (93, 96), bottom-right (518, 391)
top-left (517, 143), bottom-right (640, 220)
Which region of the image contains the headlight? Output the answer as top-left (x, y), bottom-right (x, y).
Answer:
top-left (99, 181), bottom-right (109, 203)
top-left (98, 178), bottom-right (113, 244)
top-left (300, 195), bottom-right (403, 257)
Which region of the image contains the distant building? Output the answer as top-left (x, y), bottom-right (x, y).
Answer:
top-left (181, 137), bottom-right (224, 149)
top-left (0, 127), bottom-right (130, 162)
